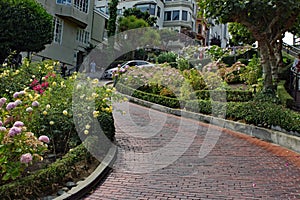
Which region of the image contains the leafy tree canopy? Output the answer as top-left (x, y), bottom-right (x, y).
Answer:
top-left (123, 8), bottom-right (157, 27)
top-left (118, 15), bottom-right (149, 32)
top-left (228, 22), bottom-right (255, 46)
top-left (107, 0), bottom-right (118, 37)
top-left (198, 0), bottom-right (300, 92)
top-left (0, 0), bottom-right (53, 63)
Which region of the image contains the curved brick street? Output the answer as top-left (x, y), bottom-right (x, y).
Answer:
top-left (84, 102), bottom-right (300, 199)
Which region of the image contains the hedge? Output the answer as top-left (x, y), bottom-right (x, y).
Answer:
top-left (116, 83), bottom-right (300, 136)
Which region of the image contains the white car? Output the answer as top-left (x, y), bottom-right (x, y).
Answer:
top-left (103, 60), bottom-right (155, 79)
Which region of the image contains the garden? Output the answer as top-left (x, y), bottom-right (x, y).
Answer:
top-left (0, 60), bottom-right (118, 199)
top-left (115, 44), bottom-right (300, 136)
top-left (1, 44), bottom-right (299, 199)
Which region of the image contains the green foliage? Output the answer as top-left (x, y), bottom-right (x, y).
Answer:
top-left (118, 15), bottom-right (149, 32)
top-left (198, 0), bottom-right (300, 90)
top-left (228, 22), bottom-right (255, 46)
top-left (107, 0), bottom-right (118, 37)
top-left (221, 61), bottom-right (246, 84)
top-left (0, 0), bottom-right (53, 63)
top-left (190, 90), bottom-right (253, 102)
top-left (207, 45), bottom-right (229, 61)
top-left (182, 68), bottom-right (207, 91)
top-left (176, 57), bottom-right (191, 71)
top-left (239, 55), bottom-right (262, 86)
top-left (116, 83), bottom-right (181, 108)
top-left (277, 81), bottom-right (294, 108)
top-left (157, 52), bottom-right (177, 67)
top-left (0, 60), bottom-right (117, 185)
top-left (0, 144), bottom-right (93, 199)
top-left (123, 7), bottom-right (157, 27)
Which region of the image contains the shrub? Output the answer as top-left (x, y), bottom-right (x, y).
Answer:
top-left (157, 52), bottom-right (177, 68)
top-left (239, 54), bottom-right (262, 86)
top-left (0, 92), bottom-right (49, 182)
top-left (0, 143), bottom-right (98, 199)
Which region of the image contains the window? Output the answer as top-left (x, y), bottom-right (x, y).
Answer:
top-left (53, 17), bottom-right (63, 44)
top-left (76, 28), bottom-right (90, 44)
top-left (56, 0), bottom-right (72, 5)
top-left (157, 6), bottom-right (161, 17)
top-left (117, 9), bottom-right (122, 15)
top-left (135, 4), bottom-right (148, 13)
top-left (172, 10), bottom-right (179, 20)
top-left (149, 4), bottom-right (156, 15)
top-left (164, 11), bottom-right (171, 21)
top-left (182, 10), bottom-right (187, 21)
top-left (97, 6), bottom-right (109, 14)
top-left (74, 0), bottom-right (89, 13)
top-left (135, 4), bottom-right (156, 15)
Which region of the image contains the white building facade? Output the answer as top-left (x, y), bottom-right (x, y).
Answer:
top-left (95, 0), bottom-right (197, 33)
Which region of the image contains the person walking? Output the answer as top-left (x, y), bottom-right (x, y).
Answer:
top-left (90, 60), bottom-right (96, 73)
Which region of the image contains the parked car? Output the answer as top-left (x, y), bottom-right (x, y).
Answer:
top-left (103, 60), bottom-right (155, 79)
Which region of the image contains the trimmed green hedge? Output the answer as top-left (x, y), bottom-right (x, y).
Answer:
top-left (116, 83), bottom-right (182, 108)
top-left (190, 90), bottom-right (253, 102)
top-left (277, 80), bottom-right (294, 108)
top-left (0, 111), bottom-right (115, 199)
top-left (0, 144), bottom-right (91, 199)
top-left (117, 83), bottom-right (300, 136)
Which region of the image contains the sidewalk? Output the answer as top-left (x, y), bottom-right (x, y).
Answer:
top-left (83, 101), bottom-right (300, 199)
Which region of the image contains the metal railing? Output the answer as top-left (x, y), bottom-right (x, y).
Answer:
top-left (284, 42), bottom-right (300, 107)
top-left (282, 42), bottom-right (300, 57)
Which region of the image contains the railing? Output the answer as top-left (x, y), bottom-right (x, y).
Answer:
top-left (285, 42), bottom-right (300, 108)
top-left (282, 42), bottom-right (300, 57)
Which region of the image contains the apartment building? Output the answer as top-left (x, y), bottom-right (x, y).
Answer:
top-left (35, 0), bottom-right (107, 67)
top-left (95, 0), bottom-right (197, 35)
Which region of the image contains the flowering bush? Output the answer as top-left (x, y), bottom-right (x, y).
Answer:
top-left (0, 92), bottom-right (49, 182)
top-left (220, 61), bottom-right (246, 83)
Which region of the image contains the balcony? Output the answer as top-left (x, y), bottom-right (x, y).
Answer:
top-left (164, 0), bottom-right (193, 10)
top-left (163, 20), bottom-right (193, 29)
top-left (55, 4), bottom-right (88, 28)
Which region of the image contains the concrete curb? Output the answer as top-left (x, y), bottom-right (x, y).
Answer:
top-left (126, 94), bottom-right (300, 154)
top-left (54, 144), bottom-right (118, 200)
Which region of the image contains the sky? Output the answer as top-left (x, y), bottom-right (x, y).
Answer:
top-left (283, 32), bottom-right (294, 45)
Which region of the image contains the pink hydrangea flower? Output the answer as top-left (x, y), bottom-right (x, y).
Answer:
top-left (20, 153), bottom-right (32, 164)
top-left (32, 101), bottom-right (39, 107)
top-left (8, 127), bottom-right (22, 137)
top-left (13, 121), bottom-right (24, 127)
top-left (38, 135), bottom-right (50, 143)
top-left (13, 92), bottom-right (19, 98)
top-left (0, 127), bottom-right (6, 132)
top-left (0, 97), bottom-right (7, 107)
top-left (6, 102), bottom-right (17, 111)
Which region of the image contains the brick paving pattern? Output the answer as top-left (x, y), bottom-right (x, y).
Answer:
top-left (84, 102), bottom-right (300, 199)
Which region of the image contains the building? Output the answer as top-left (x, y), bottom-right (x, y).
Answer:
top-left (95, 0), bottom-right (197, 37)
top-left (206, 18), bottom-right (229, 48)
top-left (34, 0), bottom-right (107, 68)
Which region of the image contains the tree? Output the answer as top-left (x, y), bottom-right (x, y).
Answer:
top-left (123, 8), bottom-right (157, 27)
top-left (118, 15), bottom-right (149, 32)
top-left (228, 22), bottom-right (255, 46)
top-left (198, 0), bottom-right (300, 92)
top-left (0, 0), bottom-right (53, 64)
top-left (107, 0), bottom-right (118, 37)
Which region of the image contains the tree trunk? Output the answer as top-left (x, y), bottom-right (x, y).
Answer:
top-left (257, 38), bottom-right (283, 93)
top-left (258, 41), bottom-right (273, 91)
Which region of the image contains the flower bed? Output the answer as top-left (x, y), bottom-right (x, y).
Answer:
top-left (0, 60), bottom-right (118, 198)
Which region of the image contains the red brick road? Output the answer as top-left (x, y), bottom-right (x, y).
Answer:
top-left (84, 102), bottom-right (300, 199)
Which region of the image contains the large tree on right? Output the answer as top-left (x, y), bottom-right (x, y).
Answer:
top-left (198, 0), bottom-right (300, 92)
